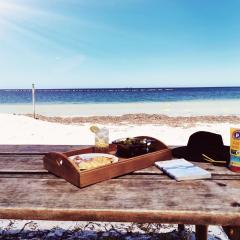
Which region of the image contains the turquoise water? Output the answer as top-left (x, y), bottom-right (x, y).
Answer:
top-left (0, 87), bottom-right (240, 104)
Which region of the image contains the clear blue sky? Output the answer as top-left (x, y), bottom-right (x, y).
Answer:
top-left (0, 0), bottom-right (240, 88)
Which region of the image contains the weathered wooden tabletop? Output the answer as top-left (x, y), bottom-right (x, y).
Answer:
top-left (0, 145), bottom-right (240, 239)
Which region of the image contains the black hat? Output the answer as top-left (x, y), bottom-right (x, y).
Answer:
top-left (172, 131), bottom-right (230, 165)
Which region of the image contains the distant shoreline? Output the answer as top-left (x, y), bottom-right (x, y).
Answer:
top-left (0, 99), bottom-right (240, 117)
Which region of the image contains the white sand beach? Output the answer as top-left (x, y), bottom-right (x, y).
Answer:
top-left (0, 112), bottom-right (238, 239)
top-left (0, 113), bottom-right (239, 146)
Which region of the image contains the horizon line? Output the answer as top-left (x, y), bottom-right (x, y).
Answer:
top-left (0, 86), bottom-right (240, 90)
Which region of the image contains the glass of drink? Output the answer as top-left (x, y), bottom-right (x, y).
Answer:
top-left (94, 127), bottom-right (109, 152)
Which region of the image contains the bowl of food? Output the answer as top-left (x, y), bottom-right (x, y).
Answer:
top-left (69, 153), bottom-right (118, 171)
top-left (112, 137), bottom-right (157, 158)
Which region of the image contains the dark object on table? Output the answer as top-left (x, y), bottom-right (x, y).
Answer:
top-left (112, 137), bottom-right (157, 158)
top-left (172, 131), bottom-right (230, 165)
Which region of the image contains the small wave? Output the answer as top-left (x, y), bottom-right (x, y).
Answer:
top-left (147, 88), bottom-right (157, 91)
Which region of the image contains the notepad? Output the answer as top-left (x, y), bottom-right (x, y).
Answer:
top-left (155, 159), bottom-right (212, 181)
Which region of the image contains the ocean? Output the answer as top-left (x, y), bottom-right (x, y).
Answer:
top-left (0, 87), bottom-right (240, 116)
top-left (0, 87), bottom-right (240, 104)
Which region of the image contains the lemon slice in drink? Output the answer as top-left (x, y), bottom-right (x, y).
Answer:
top-left (90, 125), bottom-right (100, 133)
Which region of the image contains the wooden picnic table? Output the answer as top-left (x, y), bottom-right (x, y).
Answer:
top-left (0, 144), bottom-right (240, 240)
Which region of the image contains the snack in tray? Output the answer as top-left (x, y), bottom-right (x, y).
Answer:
top-left (69, 153), bottom-right (118, 171)
top-left (112, 137), bottom-right (156, 158)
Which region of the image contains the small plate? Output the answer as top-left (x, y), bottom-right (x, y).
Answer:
top-left (69, 153), bottom-right (118, 163)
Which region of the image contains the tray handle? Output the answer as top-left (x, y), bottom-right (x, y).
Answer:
top-left (45, 152), bottom-right (79, 169)
top-left (43, 152), bottom-right (81, 185)
top-left (53, 152), bottom-right (73, 165)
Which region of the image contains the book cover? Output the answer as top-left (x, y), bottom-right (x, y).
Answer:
top-left (155, 159), bottom-right (212, 181)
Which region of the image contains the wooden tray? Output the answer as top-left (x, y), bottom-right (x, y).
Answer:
top-left (43, 136), bottom-right (172, 188)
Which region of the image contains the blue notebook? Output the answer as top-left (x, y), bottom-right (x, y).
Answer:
top-left (155, 159), bottom-right (212, 181)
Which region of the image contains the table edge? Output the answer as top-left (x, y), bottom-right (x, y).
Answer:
top-left (0, 208), bottom-right (239, 225)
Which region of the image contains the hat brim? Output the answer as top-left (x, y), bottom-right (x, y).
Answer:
top-left (172, 146), bottom-right (187, 158)
top-left (203, 146), bottom-right (230, 163)
top-left (172, 145), bottom-right (230, 163)
top-left (172, 146), bottom-right (203, 162)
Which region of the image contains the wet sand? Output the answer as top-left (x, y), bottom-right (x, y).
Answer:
top-left (1, 99), bottom-right (240, 117)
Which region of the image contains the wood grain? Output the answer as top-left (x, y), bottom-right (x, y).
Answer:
top-left (0, 145), bottom-right (239, 227)
top-left (0, 154), bottom-right (240, 181)
top-left (0, 155), bottom-right (46, 172)
top-left (0, 177), bottom-right (239, 224)
top-left (135, 162), bottom-right (240, 176)
top-left (0, 145), bottom-right (175, 154)
top-left (0, 173), bottom-right (57, 179)
top-left (0, 145), bottom-right (88, 154)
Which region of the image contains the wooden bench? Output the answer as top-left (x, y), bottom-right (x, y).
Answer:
top-left (0, 145), bottom-right (239, 240)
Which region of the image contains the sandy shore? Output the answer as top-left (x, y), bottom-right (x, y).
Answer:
top-left (0, 113), bottom-right (236, 146)
top-left (0, 113), bottom-right (238, 147)
top-left (0, 113), bottom-right (235, 239)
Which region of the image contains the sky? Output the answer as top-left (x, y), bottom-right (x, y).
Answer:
top-left (0, 0), bottom-right (240, 88)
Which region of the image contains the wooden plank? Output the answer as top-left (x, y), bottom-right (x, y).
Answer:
top-left (0, 145), bottom-right (238, 176)
top-left (0, 144), bottom-right (170, 154)
top-left (0, 173), bottom-right (57, 179)
top-left (0, 145), bottom-right (88, 154)
top-left (135, 162), bottom-right (240, 176)
top-left (0, 144), bottom-right (173, 154)
top-left (0, 172), bottom-right (239, 182)
top-left (119, 174), bottom-right (240, 180)
top-left (0, 155), bottom-right (46, 172)
top-left (0, 155), bottom-right (240, 181)
top-left (0, 177), bottom-right (239, 225)
top-left (0, 154), bottom-right (165, 174)
top-left (0, 145), bottom-right (239, 227)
